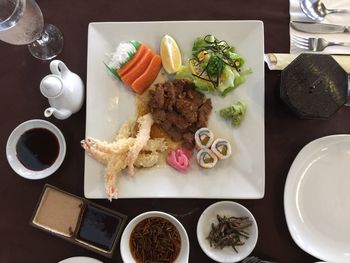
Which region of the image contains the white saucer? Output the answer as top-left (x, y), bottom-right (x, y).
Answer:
top-left (197, 201), bottom-right (258, 263)
top-left (284, 135), bottom-right (350, 263)
top-left (6, 119), bottom-right (66, 180)
top-left (58, 257), bottom-right (103, 263)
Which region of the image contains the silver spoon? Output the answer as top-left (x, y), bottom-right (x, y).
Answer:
top-left (300, 0), bottom-right (350, 22)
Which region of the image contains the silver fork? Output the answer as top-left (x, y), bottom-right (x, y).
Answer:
top-left (291, 35), bottom-right (350, 51)
top-left (241, 256), bottom-right (277, 263)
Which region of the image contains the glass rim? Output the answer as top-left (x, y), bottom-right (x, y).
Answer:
top-left (0, 0), bottom-right (26, 31)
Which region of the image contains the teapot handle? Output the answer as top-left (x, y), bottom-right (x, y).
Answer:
top-left (50, 60), bottom-right (69, 77)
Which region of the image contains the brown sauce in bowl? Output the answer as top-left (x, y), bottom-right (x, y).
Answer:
top-left (16, 128), bottom-right (59, 171)
top-left (129, 216), bottom-right (181, 263)
top-left (76, 204), bottom-right (120, 252)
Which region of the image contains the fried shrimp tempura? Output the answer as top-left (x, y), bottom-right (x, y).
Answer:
top-left (81, 113), bottom-right (166, 200)
top-left (115, 119), bottom-right (133, 140)
top-left (104, 152), bottom-right (128, 200)
top-left (125, 113), bottom-right (154, 175)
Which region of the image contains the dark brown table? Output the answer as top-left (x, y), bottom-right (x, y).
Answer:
top-left (1, 0), bottom-right (349, 262)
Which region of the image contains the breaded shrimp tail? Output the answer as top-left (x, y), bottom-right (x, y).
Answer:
top-left (125, 113), bottom-right (154, 175)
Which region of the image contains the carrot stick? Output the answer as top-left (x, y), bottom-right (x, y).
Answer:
top-left (117, 44), bottom-right (147, 77)
top-left (131, 55), bottom-right (162, 94)
top-left (120, 49), bottom-right (154, 87)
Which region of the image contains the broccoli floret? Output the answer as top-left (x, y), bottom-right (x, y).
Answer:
top-left (220, 101), bottom-right (247, 126)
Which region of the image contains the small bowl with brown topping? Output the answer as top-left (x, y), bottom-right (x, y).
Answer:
top-left (197, 201), bottom-right (258, 263)
top-left (120, 211), bottom-right (189, 263)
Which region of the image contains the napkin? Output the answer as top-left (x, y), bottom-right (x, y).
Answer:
top-left (265, 53), bottom-right (350, 73)
top-left (290, 0), bottom-right (350, 54)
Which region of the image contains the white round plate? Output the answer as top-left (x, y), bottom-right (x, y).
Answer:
top-left (6, 119), bottom-right (66, 180)
top-left (120, 211), bottom-right (189, 263)
top-left (59, 257), bottom-right (103, 263)
top-left (197, 201), bottom-right (258, 263)
top-left (284, 135), bottom-right (350, 263)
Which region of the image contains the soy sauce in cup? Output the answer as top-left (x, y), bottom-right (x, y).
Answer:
top-left (16, 128), bottom-right (59, 171)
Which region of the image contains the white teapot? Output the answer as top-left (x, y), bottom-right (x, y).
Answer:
top-left (40, 60), bottom-right (84, 120)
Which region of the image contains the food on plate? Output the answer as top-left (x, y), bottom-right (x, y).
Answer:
top-left (166, 148), bottom-right (191, 172)
top-left (120, 47), bottom-right (154, 87)
top-left (194, 127), bottom-right (214, 149)
top-left (220, 101), bottom-right (247, 126)
top-left (194, 128), bottom-right (232, 168)
top-left (160, 34), bottom-right (182, 74)
top-left (175, 35), bottom-right (252, 96)
top-left (107, 41), bottom-right (162, 94)
top-left (131, 55), bottom-right (162, 93)
top-left (130, 217), bottom-right (181, 263)
top-left (108, 40), bottom-right (141, 73)
top-left (211, 138), bottom-right (232, 160)
top-left (206, 214), bottom-right (253, 253)
top-left (148, 79), bottom-right (212, 149)
top-left (196, 148), bottom-right (218, 169)
top-left (125, 113), bottom-right (154, 176)
top-left (81, 113), bottom-right (167, 200)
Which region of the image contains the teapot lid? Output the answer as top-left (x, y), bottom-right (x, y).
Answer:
top-left (40, 75), bottom-right (63, 98)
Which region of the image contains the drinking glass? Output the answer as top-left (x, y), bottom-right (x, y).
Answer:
top-left (0, 0), bottom-right (64, 60)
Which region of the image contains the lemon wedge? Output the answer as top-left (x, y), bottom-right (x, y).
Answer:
top-left (160, 35), bottom-right (182, 74)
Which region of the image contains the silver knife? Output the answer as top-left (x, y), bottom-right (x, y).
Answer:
top-left (291, 21), bottom-right (350, 34)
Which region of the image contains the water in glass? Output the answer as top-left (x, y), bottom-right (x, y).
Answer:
top-left (0, 0), bottom-right (44, 45)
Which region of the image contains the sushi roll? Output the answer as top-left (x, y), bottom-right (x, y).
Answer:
top-left (107, 40), bottom-right (162, 94)
top-left (194, 128), bottom-right (215, 149)
top-left (211, 138), bottom-right (232, 160)
top-left (196, 148), bottom-right (218, 169)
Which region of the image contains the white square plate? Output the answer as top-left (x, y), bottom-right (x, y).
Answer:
top-left (85, 21), bottom-right (265, 199)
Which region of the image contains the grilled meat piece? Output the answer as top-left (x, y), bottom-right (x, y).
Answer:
top-left (149, 79), bottom-right (212, 149)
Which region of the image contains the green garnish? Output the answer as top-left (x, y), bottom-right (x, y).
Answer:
top-left (176, 35), bottom-right (251, 96)
top-left (130, 40), bottom-right (141, 50)
top-left (220, 101), bottom-right (247, 126)
top-left (190, 35), bottom-right (246, 90)
top-left (104, 62), bottom-right (120, 79)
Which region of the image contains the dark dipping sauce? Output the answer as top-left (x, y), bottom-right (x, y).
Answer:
top-left (16, 128), bottom-right (59, 171)
top-left (77, 204), bottom-right (120, 252)
top-left (130, 217), bottom-right (181, 263)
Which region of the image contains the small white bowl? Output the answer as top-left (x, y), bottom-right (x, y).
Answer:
top-left (59, 257), bottom-right (102, 263)
top-left (197, 201), bottom-right (258, 263)
top-left (6, 119), bottom-right (66, 180)
top-left (120, 211), bottom-right (190, 263)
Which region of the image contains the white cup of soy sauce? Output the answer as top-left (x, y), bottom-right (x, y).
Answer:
top-left (6, 119), bottom-right (66, 179)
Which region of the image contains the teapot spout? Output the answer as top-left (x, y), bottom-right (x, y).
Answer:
top-left (44, 107), bottom-right (56, 117)
top-left (44, 107), bottom-right (72, 120)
